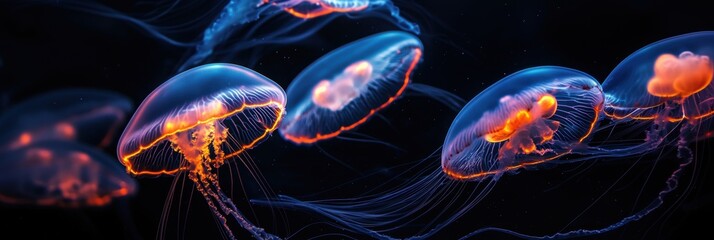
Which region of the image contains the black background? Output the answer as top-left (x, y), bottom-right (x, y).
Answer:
top-left (1, 0), bottom-right (714, 239)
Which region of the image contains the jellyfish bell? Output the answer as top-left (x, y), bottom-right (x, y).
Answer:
top-left (117, 63), bottom-right (284, 239)
top-left (280, 31), bottom-right (420, 144)
top-left (118, 63), bottom-right (286, 176)
top-left (0, 140), bottom-right (137, 208)
top-left (280, 31), bottom-right (463, 146)
top-left (441, 66), bottom-right (604, 181)
top-left (588, 32), bottom-right (714, 160)
top-left (0, 89), bottom-right (133, 152)
top-left (603, 31), bottom-right (714, 123)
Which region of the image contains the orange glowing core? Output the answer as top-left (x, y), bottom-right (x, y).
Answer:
top-left (311, 60), bottom-right (374, 111)
top-left (647, 51), bottom-right (713, 98)
top-left (164, 100), bottom-right (227, 133)
top-left (8, 148), bottom-right (134, 207)
top-left (18, 132), bottom-right (32, 146)
top-left (485, 94), bottom-right (558, 145)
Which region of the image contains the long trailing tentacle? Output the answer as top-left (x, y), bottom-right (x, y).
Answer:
top-left (460, 122), bottom-right (695, 239)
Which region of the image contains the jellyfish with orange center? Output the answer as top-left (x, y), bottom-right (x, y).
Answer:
top-left (0, 140), bottom-right (136, 208)
top-left (117, 63), bottom-right (284, 240)
top-left (604, 32), bottom-right (714, 124)
top-left (442, 67), bottom-right (602, 181)
top-left (178, 0), bottom-right (421, 70)
top-left (280, 31), bottom-right (464, 145)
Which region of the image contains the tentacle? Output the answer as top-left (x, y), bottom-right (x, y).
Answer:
top-left (461, 122), bottom-right (695, 239)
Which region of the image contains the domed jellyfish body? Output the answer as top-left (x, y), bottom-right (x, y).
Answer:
top-left (442, 66), bottom-right (604, 181)
top-left (253, 66), bottom-right (603, 239)
top-left (118, 63), bottom-right (284, 239)
top-left (0, 89), bottom-right (132, 152)
top-left (0, 140), bottom-right (136, 208)
top-left (603, 31), bottom-right (714, 139)
top-left (280, 31), bottom-right (463, 145)
top-left (267, 0), bottom-right (419, 32)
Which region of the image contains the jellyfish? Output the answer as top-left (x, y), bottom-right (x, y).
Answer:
top-left (457, 32), bottom-right (714, 239)
top-left (0, 140), bottom-right (137, 208)
top-left (603, 31), bottom-right (714, 140)
top-left (267, 0), bottom-right (419, 31)
top-left (178, 0), bottom-right (422, 70)
top-left (441, 66), bottom-right (604, 181)
top-left (45, 0), bottom-right (420, 71)
top-left (252, 66), bottom-right (605, 239)
top-left (0, 88), bottom-right (133, 152)
top-left (117, 63), bottom-right (284, 239)
top-left (279, 31), bottom-right (465, 146)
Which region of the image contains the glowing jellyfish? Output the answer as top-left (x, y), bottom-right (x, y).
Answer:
top-left (280, 31), bottom-right (464, 145)
top-left (117, 63), bottom-right (284, 239)
top-left (265, 0), bottom-right (419, 32)
top-left (252, 66), bottom-right (604, 239)
top-left (0, 140), bottom-right (136, 208)
top-left (596, 33), bottom-right (714, 237)
top-left (604, 31), bottom-right (714, 133)
top-left (48, 0), bottom-right (420, 71)
top-left (178, 0), bottom-right (422, 70)
top-left (441, 66), bottom-right (603, 181)
top-left (0, 89), bottom-right (132, 152)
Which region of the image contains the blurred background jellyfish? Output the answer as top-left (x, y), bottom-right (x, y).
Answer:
top-left (0, 88), bottom-right (139, 238)
top-left (252, 66), bottom-right (605, 239)
top-left (0, 140), bottom-right (137, 208)
top-left (279, 31), bottom-right (464, 146)
top-left (42, 0), bottom-right (420, 71)
top-left (117, 63), bottom-right (285, 239)
top-left (0, 88), bottom-right (133, 152)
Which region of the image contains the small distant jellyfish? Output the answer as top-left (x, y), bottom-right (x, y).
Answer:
top-left (252, 66), bottom-right (604, 239)
top-left (47, 0), bottom-right (420, 71)
top-left (0, 88), bottom-right (132, 152)
top-left (179, 0), bottom-right (421, 70)
top-left (117, 63), bottom-right (284, 239)
top-left (0, 140), bottom-right (137, 208)
top-left (280, 31), bottom-right (464, 145)
top-left (266, 0), bottom-right (419, 32)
